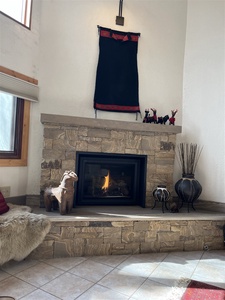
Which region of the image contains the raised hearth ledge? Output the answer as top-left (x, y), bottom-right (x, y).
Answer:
top-left (41, 113), bottom-right (182, 134)
top-left (29, 206), bottom-right (225, 259)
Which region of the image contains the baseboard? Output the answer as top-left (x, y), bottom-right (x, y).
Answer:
top-left (6, 195), bottom-right (26, 205)
top-left (26, 194), bottom-right (41, 206)
top-left (5, 195), bottom-right (40, 207)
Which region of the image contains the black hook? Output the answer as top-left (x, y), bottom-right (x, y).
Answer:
top-left (119, 0), bottom-right (123, 17)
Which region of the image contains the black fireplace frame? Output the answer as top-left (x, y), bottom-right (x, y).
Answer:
top-left (74, 151), bottom-right (147, 207)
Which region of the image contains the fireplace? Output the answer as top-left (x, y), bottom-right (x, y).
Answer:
top-left (40, 114), bottom-right (182, 208)
top-left (75, 152), bottom-right (147, 206)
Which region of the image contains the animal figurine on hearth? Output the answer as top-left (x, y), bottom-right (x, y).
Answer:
top-left (44, 170), bottom-right (78, 215)
top-left (169, 109), bottom-right (178, 125)
top-left (169, 201), bottom-right (179, 213)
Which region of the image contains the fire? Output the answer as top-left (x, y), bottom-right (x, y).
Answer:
top-left (102, 171), bottom-right (110, 190)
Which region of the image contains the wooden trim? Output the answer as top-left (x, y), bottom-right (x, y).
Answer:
top-left (21, 100), bottom-right (30, 164)
top-left (0, 66), bottom-right (38, 85)
top-left (24, 0), bottom-right (28, 26)
top-left (0, 100), bottom-right (30, 167)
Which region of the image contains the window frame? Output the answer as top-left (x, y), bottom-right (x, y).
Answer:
top-left (0, 66), bottom-right (37, 167)
top-left (0, 0), bottom-right (33, 29)
top-left (0, 100), bottom-right (30, 167)
top-left (0, 97), bottom-right (25, 159)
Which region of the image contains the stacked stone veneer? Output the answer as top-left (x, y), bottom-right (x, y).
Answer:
top-left (40, 114), bottom-right (182, 207)
top-left (30, 218), bottom-right (225, 259)
top-left (35, 116), bottom-right (225, 258)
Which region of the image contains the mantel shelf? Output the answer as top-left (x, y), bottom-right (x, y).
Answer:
top-left (41, 113), bottom-right (182, 134)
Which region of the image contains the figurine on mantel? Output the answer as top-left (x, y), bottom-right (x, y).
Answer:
top-left (143, 109), bottom-right (150, 123)
top-left (143, 108), bottom-right (158, 124)
top-left (150, 108), bottom-right (157, 123)
top-left (157, 115), bottom-right (169, 124)
top-left (169, 109), bottom-right (178, 125)
top-left (143, 108), bottom-right (176, 125)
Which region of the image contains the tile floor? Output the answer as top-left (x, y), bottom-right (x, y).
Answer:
top-left (0, 250), bottom-right (225, 300)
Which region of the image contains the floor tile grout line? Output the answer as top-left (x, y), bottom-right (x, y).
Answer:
top-left (39, 282), bottom-right (79, 300)
top-left (14, 263), bottom-right (94, 300)
top-left (188, 250), bottom-right (207, 280)
top-left (128, 275), bottom-right (154, 300)
top-left (17, 286), bottom-right (62, 300)
top-left (12, 263), bottom-right (69, 291)
top-left (87, 254), bottom-right (132, 268)
top-left (2, 254), bottom-right (170, 298)
top-left (0, 259), bottom-right (40, 277)
top-left (2, 251), bottom-right (225, 299)
top-left (40, 256), bottom-right (90, 272)
top-left (72, 260), bottom-right (133, 299)
top-left (72, 282), bottom-right (96, 300)
top-left (68, 260), bottom-right (116, 284)
top-left (143, 251), bottom-right (201, 288)
top-left (74, 281), bottom-right (128, 300)
top-left (0, 272), bottom-right (38, 289)
top-left (75, 258), bottom-right (146, 298)
top-left (1, 275), bottom-right (39, 300)
top-left (0, 270), bottom-right (12, 282)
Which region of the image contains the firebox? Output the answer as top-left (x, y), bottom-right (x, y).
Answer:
top-left (75, 152), bottom-right (147, 207)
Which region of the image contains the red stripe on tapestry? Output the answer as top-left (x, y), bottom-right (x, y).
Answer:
top-left (95, 103), bottom-right (140, 112)
top-left (100, 30), bottom-right (139, 42)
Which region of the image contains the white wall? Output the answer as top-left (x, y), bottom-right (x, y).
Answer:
top-left (1, 0), bottom-right (225, 204)
top-left (37, 0), bottom-right (186, 121)
top-left (0, 0), bottom-right (41, 197)
top-left (174, 0), bottom-right (225, 203)
top-left (28, 0), bottom-right (187, 196)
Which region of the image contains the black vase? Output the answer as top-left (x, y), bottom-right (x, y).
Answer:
top-left (175, 174), bottom-right (202, 212)
top-left (152, 185), bottom-right (170, 213)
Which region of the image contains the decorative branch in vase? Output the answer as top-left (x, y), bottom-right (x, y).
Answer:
top-left (176, 143), bottom-right (203, 176)
top-left (175, 143), bottom-right (203, 212)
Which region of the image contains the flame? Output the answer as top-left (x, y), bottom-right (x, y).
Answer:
top-left (102, 171), bottom-right (110, 190)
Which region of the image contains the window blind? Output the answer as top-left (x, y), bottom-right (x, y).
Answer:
top-left (0, 72), bottom-right (39, 102)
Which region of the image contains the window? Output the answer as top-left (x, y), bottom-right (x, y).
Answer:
top-left (0, 66), bottom-right (38, 167)
top-left (0, 94), bottom-right (30, 167)
top-left (0, 92), bottom-right (24, 159)
top-left (0, 0), bottom-right (32, 28)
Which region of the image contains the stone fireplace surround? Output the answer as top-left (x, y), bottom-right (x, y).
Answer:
top-left (27, 114), bottom-right (225, 259)
top-left (40, 113), bottom-right (182, 207)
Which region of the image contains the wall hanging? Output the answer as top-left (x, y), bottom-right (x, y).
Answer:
top-left (94, 26), bottom-right (141, 119)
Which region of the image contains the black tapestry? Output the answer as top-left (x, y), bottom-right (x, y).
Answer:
top-left (94, 26), bottom-right (140, 113)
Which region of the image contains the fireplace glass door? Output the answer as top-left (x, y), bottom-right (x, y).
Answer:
top-left (75, 152), bottom-right (146, 206)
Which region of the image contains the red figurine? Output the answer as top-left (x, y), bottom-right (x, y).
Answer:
top-left (169, 109), bottom-right (178, 125)
top-left (150, 108), bottom-right (157, 124)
